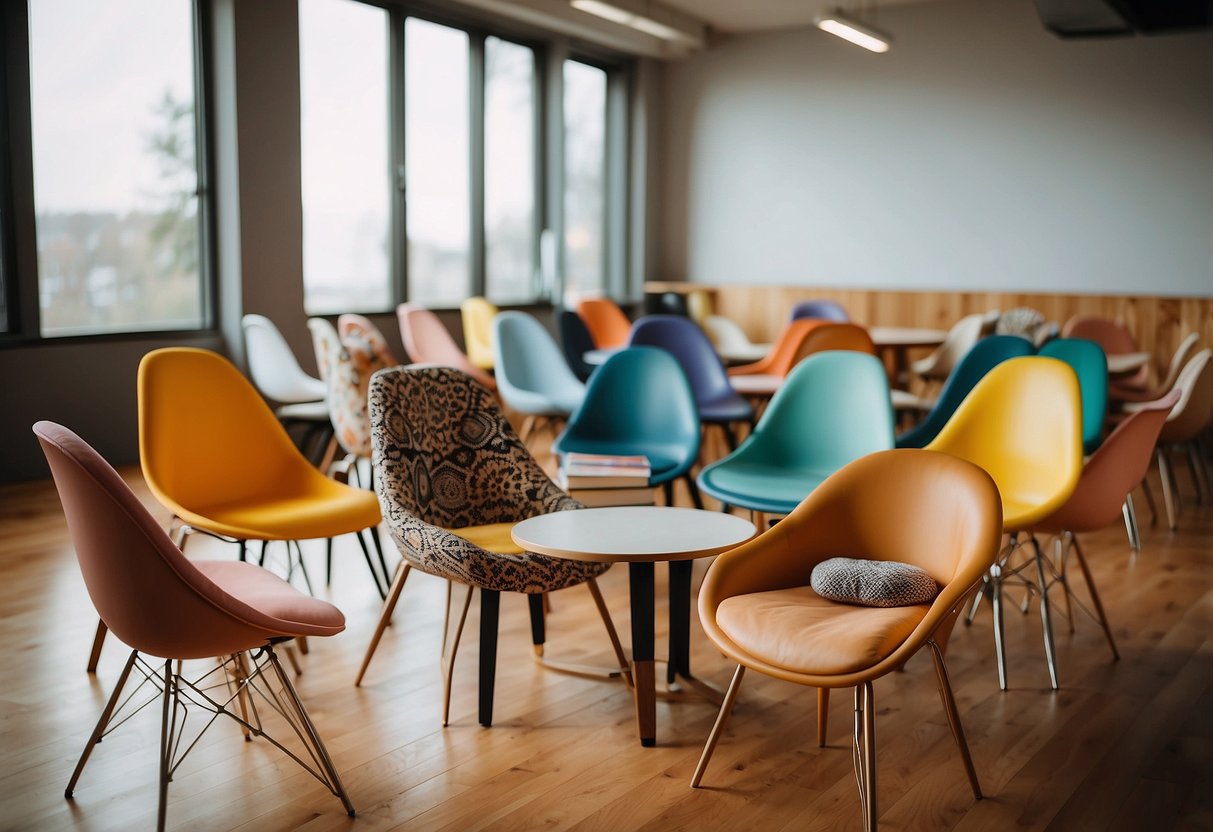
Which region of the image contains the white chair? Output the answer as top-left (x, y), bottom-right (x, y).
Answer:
top-left (911, 312), bottom-right (989, 384)
top-left (702, 315), bottom-right (773, 364)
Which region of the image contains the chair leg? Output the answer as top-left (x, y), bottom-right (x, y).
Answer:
top-left (441, 584), bottom-right (475, 727)
top-left (662, 480), bottom-right (675, 507)
top-left (66, 649), bottom-right (138, 797)
top-left (86, 619), bottom-right (107, 673)
top-left (1070, 536), bottom-right (1120, 661)
top-left (156, 658), bottom-right (175, 832)
top-left (1032, 537), bottom-right (1060, 690)
top-left (1122, 495), bottom-right (1141, 553)
top-left (690, 664), bottom-right (745, 788)
top-left (1056, 536), bottom-right (1076, 635)
top-left (353, 529), bottom-right (388, 600)
top-left (325, 538), bottom-right (333, 587)
top-left (354, 561), bottom-right (412, 686)
top-left (528, 593), bottom-right (545, 656)
top-left (853, 681), bottom-right (878, 832)
top-left (479, 589), bottom-right (501, 728)
top-left (1187, 442), bottom-right (1209, 503)
top-left (684, 474), bottom-right (705, 510)
top-left (1158, 449), bottom-right (1179, 531)
top-left (991, 559), bottom-right (1008, 691)
top-left (1139, 476), bottom-right (1158, 526)
top-left (368, 525), bottom-right (392, 594)
top-left (817, 687), bottom-right (830, 747)
top-left (928, 639), bottom-right (982, 800)
top-left (586, 577), bottom-right (634, 688)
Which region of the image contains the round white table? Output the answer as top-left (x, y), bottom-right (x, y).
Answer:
top-left (512, 507), bottom-right (755, 747)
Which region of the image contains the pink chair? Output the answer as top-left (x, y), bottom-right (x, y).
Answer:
top-left (33, 422), bottom-right (354, 830)
top-left (396, 302), bottom-right (496, 390)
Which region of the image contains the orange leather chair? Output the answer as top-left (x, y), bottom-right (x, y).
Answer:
top-left (727, 319), bottom-right (825, 377)
top-left (692, 449), bottom-right (1003, 832)
top-left (576, 297), bottom-right (632, 349)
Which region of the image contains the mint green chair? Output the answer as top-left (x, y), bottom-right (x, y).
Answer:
top-left (1038, 338), bottom-right (1108, 455)
top-left (698, 352), bottom-right (894, 515)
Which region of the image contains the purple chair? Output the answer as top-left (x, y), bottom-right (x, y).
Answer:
top-left (627, 315), bottom-right (754, 450)
top-left (790, 299), bottom-right (849, 323)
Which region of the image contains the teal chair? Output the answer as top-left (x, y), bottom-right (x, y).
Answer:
top-left (1039, 338), bottom-right (1108, 454)
top-left (553, 347), bottom-right (703, 507)
top-left (896, 335), bottom-right (1035, 449)
top-left (493, 311), bottom-right (586, 441)
top-left (697, 351), bottom-right (894, 516)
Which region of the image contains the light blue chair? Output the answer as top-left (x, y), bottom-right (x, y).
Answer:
top-left (553, 347), bottom-right (703, 507)
top-left (493, 312), bottom-right (586, 441)
top-left (1038, 338), bottom-right (1108, 455)
top-left (896, 335), bottom-right (1036, 449)
top-left (697, 351), bottom-right (894, 517)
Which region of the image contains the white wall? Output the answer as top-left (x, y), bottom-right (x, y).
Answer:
top-left (659, 0), bottom-right (1213, 296)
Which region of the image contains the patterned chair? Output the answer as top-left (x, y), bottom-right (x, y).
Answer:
top-left (338, 313), bottom-right (401, 367)
top-left (360, 366), bottom-right (631, 728)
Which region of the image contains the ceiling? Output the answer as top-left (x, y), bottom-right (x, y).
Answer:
top-left (657, 0), bottom-right (949, 33)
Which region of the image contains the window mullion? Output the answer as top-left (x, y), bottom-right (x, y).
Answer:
top-left (391, 9), bottom-right (408, 304)
top-left (469, 34), bottom-right (486, 299)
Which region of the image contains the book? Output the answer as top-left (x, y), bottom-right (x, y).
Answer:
top-left (568, 486), bottom-right (656, 507)
top-left (559, 452), bottom-right (651, 489)
top-left (557, 468), bottom-right (651, 490)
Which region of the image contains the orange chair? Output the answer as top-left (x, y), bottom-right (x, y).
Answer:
top-left (727, 319), bottom-right (825, 378)
top-left (790, 321), bottom-right (876, 362)
top-left (576, 297), bottom-right (632, 349)
top-left (691, 449), bottom-right (1003, 832)
top-left (396, 302), bottom-right (496, 390)
top-left (34, 422), bottom-right (354, 830)
top-left (1062, 315), bottom-right (1149, 393)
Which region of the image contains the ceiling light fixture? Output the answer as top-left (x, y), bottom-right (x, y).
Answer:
top-left (814, 7), bottom-right (893, 53)
top-left (570, 0), bottom-right (699, 45)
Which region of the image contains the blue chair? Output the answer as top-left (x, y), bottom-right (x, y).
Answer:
top-left (627, 315), bottom-right (753, 450)
top-left (698, 352), bottom-right (894, 517)
top-left (896, 335), bottom-right (1035, 449)
top-left (557, 309), bottom-right (596, 382)
top-left (790, 299), bottom-right (849, 323)
top-left (493, 312), bottom-right (587, 441)
top-left (554, 347), bottom-right (703, 507)
top-left (1039, 338), bottom-right (1108, 454)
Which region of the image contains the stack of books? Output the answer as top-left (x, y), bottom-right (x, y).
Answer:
top-left (556, 452), bottom-right (654, 507)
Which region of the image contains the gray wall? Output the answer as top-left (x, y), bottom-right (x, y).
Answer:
top-left (660, 0), bottom-right (1213, 296)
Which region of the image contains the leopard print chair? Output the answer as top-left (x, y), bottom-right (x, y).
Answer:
top-left (361, 365), bottom-right (631, 727)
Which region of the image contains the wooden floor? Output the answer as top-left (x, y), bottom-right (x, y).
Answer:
top-left (1, 451), bottom-right (1210, 831)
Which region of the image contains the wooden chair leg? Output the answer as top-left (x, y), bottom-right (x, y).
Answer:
top-left (587, 577), bottom-right (634, 688)
top-left (1158, 449), bottom-right (1179, 531)
top-left (478, 589), bottom-right (501, 728)
top-left (441, 584), bottom-right (474, 727)
top-left (354, 561), bottom-right (411, 686)
top-left (87, 619), bottom-right (107, 673)
top-left (817, 687), bottom-right (830, 747)
top-left (928, 639), bottom-right (982, 800)
top-left (690, 664), bottom-right (745, 788)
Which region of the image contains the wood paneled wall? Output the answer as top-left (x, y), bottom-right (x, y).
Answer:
top-left (647, 282), bottom-right (1213, 379)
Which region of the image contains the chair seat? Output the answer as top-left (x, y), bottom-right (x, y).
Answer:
top-left (196, 560), bottom-right (346, 637)
top-left (890, 389), bottom-right (933, 411)
top-left (699, 396), bottom-right (755, 424)
top-left (716, 586), bottom-right (928, 676)
top-left (178, 479), bottom-right (381, 541)
top-left (276, 400), bottom-right (330, 421)
top-left (698, 462), bottom-right (834, 514)
top-left (447, 522), bottom-right (525, 555)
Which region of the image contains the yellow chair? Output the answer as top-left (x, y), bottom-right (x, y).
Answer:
top-left (460, 296), bottom-right (499, 370)
top-left (925, 356), bottom-right (1084, 689)
top-left (692, 449), bottom-right (1003, 832)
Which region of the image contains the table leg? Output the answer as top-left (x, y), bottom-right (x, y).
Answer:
top-left (629, 562), bottom-right (656, 747)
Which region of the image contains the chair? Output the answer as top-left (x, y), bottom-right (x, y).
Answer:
top-left (691, 449), bottom-right (1002, 832)
top-left (1029, 389), bottom-right (1181, 667)
top-left (789, 298), bottom-right (849, 322)
top-left (627, 315), bottom-right (753, 449)
top-left (557, 308), bottom-right (597, 382)
top-left (1112, 332), bottom-right (1199, 405)
top-left (925, 356), bottom-right (1084, 689)
top-left (699, 352), bottom-right (895, 522)
top-left (554, 347), bottom-right (703, 508)
top-left (241, 314), bottom-right (332, 462)
top-left (656, 291), bottom-right (688, 317)
top-left (702, 315), bottom-right (772, 364)
top-left (1063, 315), bottom-right (1148, 392)
top-left (576, 297), bottom-right (632, 349)
top-left (34, 422), bottom-right (354, 830)
top-left (396, 302), bottom-right (496, 390)
top-left (337, 313), bottom-right (401, 366)
top-left (995, 306), bottom-right (1048, 344)
top-left (686, 288), bottom-right (714, 326)
top-left (1039, 338), bottom-right (1109, 454)
top-left (360, 366), bottom-right (631, 727)
top-left (910, 312), bottom-right (988, 386)
top-left (493, 311), bottom-right (587, 441)
top-left (727, 318), bottom-right (825, 378)
top-left (460, 296), bottom-right (500, 370)
top-left (896, 335), bottom-right (1035, 449)
top-left (789, 321), bottom-right (876, 363)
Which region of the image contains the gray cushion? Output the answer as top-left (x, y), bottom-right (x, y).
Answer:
top-left (810, 557), bottom-right (939, 608)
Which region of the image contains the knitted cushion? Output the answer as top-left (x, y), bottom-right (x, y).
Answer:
top-left (810, 557), bottom-right (939, 608)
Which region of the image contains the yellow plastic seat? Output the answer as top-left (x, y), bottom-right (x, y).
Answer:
top-left (460, 296), bottom-right (499, 370)
top-left (925, 355), bottom-right (1084, 689)
top-left (444, 522), bottom-right (524, 555)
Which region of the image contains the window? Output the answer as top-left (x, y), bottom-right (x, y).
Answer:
top-left (562, 59), bottom-right (608, 300)
top-left (28, 0), bottom-right (205, 337)
top-left (299, 0), bottom-right (391, 315)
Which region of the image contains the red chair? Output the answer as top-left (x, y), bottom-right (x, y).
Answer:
top-left (34, 422), bottom-right (354, 831)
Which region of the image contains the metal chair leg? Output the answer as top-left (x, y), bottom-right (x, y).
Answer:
top-left (991, 561), bottom-right (1008, 691)
top-left (690, 664), bottom-right (745, 788)
top-left (1139, 476), bottom-right (1158, 526)
top-left (354, 561), bottom-right (412, 686)
top-left (928, 639), bottom-right (982, 799)
top-left (1187, 442), bottom-right (1209, 503)
top-left (1158, 448), bottom-right (1179, 531)
top-left (1071, 536), bottom-right (1120, 661)
top-left (157, 658), bottom-right (174, 832)
top-left (67, 649), bottom-right (138, 797)
top-left (684, 474), bottom-right (705, 510)
top-left (353, 528), bottom-right (389, 599)
top-left (1031, 537), bottom-right (1060, 689)
top-left (1122, 495), bottom-right (1141, 553)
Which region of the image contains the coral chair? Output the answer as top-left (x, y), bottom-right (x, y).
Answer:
top-left (789, 298), bottom-right (849, 322)
top-left (34, 422), bottom-right (354, 831)
top-left (361, 367), bottom-right (630, 726)
top-left (1038, 338), bottom-right (1109, 454)
top-left (241, 314), bottom-right (332, 462)
top-left (337, 313), bottom-right (400, 366)
top-left (493, 311), bottom-right (586, 441)
top-left (460, 296), bottom-right (500, 370)
top-left (576, 297), bottom-right (632, 349)
top-left (396, 302), bottom-right (496, 390)
top-left (698, 352), bottom-right (894, 521)
top-left (702, 314), bottom-right (772, 364)
top-left (925, 356), bottom-right (1084, 689)
top-left (1062, 315), bottom-right (1149, 393)
top-left (727, 318), bottom-right (825, 378)
top-left (691, 449), bottom-right (1002, 832)
top-left (557, 308), bottom-right (597, 382)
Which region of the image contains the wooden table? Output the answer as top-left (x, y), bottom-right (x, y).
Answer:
top-left (868, 326), bottom-right (947, 385)
top-left (512, 507), bottom-right (755, 747)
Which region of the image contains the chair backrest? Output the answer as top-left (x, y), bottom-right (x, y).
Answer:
top-left (657, 292), bottom-right (688, 317)
top-left (1038, 338), bottom-right (1109, 454)
top-left (493, 311), bottom-right (586, 414)
top-left (1062, 315), bottom-right (1146, 387)
top-left (686, 289), bottom-right (714, 326)
top-left (576, 298), bottom-right (632, 349)
top-left (33, 421), bottom-right (338, 660)
top-left (925, 356), bottom-right (1084, 530)
top-left (789, 322), bottom-right (877, 366)
top-left (460, 297), bottom-right (500, 370)
top-left (338, 313), bottom-right (400, 366)
top-left (789, 299), bottom-right (849, 323)
top-left (1159, 348), bottom-right (1213, 443)
top-left (241, 314), bottom-right (326, 404)
top-left (554, 347), bottom-right (701, 479)
top-left (396, 303), bottom-right (496, 390)
top-left (557, 309), bottom-right (596, 382)
top-left (918, 312), bottom-right (987, 379)
top-left (1037, 389), bottom-right (1180, 534)
top-left (627, 315), bottom-right (750, 416)
top-left (728, 318), bottom-right (826, 377)
top-left (310, 317), bottom-right (393, 458)
top-left (368, 366), bottom-right (575, 529)
top-left (730, 351), bottom-right (894, 473)
top-left (702, 315), bottom-right (756, 352)
top-left (1155, 332), bottom-right (1200, 395)
top-left (896, 335), bottom-right (1035, 449)
top-left (139, 348), bottom-right (320, 517)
